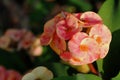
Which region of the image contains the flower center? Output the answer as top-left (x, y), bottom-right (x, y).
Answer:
top-left (80, 45), bottom-right (88, 51)
top-left (96, 37), bottom-right (102, 44)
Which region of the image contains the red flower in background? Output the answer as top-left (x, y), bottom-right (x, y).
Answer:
top-left (0, 66), bottom-right (22, 80)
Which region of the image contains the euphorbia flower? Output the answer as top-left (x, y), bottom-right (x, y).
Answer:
top-left (40, 11), bottom-right (112, 66)
top-left (22, 66), bottom-right (53, 80)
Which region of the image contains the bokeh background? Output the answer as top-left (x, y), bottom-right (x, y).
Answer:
top-left (1, 0), bottom-right (120, 80)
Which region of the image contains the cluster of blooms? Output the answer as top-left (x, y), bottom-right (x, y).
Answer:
top-left (40, 11), bottom-right (112, 65)
top-left (0, 29), bottom-right (43, 56)
top-left (22, 66), bottom-right (53, 80)
top-left (0, 66), bottom-right (22, 80)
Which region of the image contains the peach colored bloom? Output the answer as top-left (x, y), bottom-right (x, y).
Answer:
top-left (40, 11), bottom-right (112, 65)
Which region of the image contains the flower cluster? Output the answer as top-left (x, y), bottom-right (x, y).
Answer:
top-left (22, 66), bottom-right (53, 80)
top-left (0, 29), bottom-right (43, 56)
top-left (0, 66), bottom-right (22, 80)
top-left (40, 11), bottom-right (112, 65)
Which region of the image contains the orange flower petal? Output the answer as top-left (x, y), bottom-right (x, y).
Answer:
top-left (40, 33), bottom-right (53, 46)
top-left (44, 18), bottom-right (55, 36)
top-left (50, 33), bottom-right (66, 55)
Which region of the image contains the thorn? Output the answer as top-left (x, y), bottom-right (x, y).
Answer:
top-left (61, 11), bottom-right (66, 18)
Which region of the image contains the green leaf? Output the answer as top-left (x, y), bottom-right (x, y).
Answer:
top-left (112, 72), bottom-right (120, 80)
top-left (0, 49), bottom-right (27, 73)
top-left (102, 30), bottom-right (120, 79)
top-left (99, 0), bottom-right (120, 32)
top-left (52, 74), bottom-right (101, 80)
top-left (96, 59), bottom-right (103, 73)
top-left (51, 63), bottom-right (69, 77)
top-left (68, 0), bottom-right (92, 11)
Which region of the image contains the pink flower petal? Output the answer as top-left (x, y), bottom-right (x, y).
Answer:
top-left (80, 11), bottom-right (102, 27)
top-left (89, 24), bottom-right (112, 44)
top-left (68, 32), bottom-right (88, 54)
top-left (6, 70), bottom-right (22, 80)
top-left (89, 24), bottom-right (112, 58)
top-left (60, 51), bottom-right (72, 62)
top-left (99, 44), bottom-right (109, 58)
